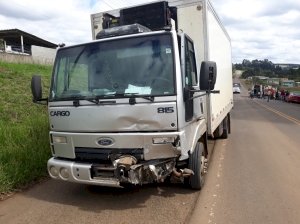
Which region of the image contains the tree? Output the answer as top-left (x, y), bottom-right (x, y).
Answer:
top-left (236, 59), bottom-right (300, 81)
top-left (242, 59), bottom-right (251, 67)
top-left (241, 70), bottom-right (255, 79)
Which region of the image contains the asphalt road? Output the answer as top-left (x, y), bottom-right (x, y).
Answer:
top-left (1, 83), bottom-right (299, 224)
top-left (0, 142), bottom-right (215, 224)
top-left (189, 85), bottom-right (300, 224)
top-left (0, 180), bottom-right (197, 224)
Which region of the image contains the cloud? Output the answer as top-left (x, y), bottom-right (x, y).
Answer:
top-left (257, 1), bottom-right (300, 17)
top-left (0, 1), bottom-right (54, 20)
top-left (0, 0), bottom-right (299, 63)
top-left (0, 0), bottom-right (94, 45)
top-left (211, 0), bottom-right (300, 63)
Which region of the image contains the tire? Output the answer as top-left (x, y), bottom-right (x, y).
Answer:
top-left (213, 125), bottom-right (221, 139)
top-left (187, 142), bottom-right (205, 190)
top-left (221, 116), bottom-right (229, 139)
top-left (228, 113), bottom-right (231, 134)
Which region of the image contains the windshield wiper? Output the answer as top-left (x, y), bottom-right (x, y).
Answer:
top-left (141, 96), bottom-right (154, 102)
top-left (85, 96), bottom-right (117, 105)
top-left (53, 95), bottom-right (104, 106)
top-left (53, 93), bottom-right (154, 107)
top-left (123, 93), bottom-right (155, 102)
top-left (55, 95), bottom-right (83, 107)
top-left (95, 93), bottom-right (155, 102)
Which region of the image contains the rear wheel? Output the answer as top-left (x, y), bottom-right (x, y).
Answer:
top-left (221, 115), bottom-right (229, 139)
top-left (187, 142), bottom-right (206, 190)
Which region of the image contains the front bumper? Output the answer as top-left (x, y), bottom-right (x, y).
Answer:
top-left (48, 158), bottom-right (121, 187)
top-left (48, 156), bottom-right (176, 187)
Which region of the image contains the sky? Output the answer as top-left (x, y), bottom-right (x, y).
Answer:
top-left (0, 0), bottom-right (299, 64)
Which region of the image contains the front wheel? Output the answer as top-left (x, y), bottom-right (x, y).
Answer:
top-left (187, 142), bottom-right (206, 190)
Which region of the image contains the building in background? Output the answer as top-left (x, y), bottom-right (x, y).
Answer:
top-left (267, 78), bottom-right (280, 85)
top-left (275, 63), bottom-right (300, 70)
top-left (0, 29), bottom-right (57, 64)
top-left (281, 80), bottom-right (295, 87)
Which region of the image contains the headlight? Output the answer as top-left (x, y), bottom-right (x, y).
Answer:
top-left (49, 166), bottom-right (59, 177)
top-left (52, 136), bottom-right (67, 144)
top-left (152, 137), bottom-right (175, 144)
top-left (60, 168), bottom-right (69, 179)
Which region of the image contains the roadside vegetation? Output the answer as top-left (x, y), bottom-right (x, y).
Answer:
top-left (234, 59), bottom-right (300, 82)
top-left (234, 59), bottom-right (300, 93)
top-left (0, 61), bottom-right (52, 194)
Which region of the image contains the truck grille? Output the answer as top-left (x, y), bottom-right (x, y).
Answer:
top-left (74, 147), bottom-right (143, 163)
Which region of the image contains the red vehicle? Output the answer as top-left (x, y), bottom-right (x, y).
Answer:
top-left (286, 92), bottom-right (300, 103)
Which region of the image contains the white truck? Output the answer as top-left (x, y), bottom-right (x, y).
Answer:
top-left (31, 0), bottom-right (233, 190)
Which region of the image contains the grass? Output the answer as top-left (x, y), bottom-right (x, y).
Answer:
top-left (0, 61), bottom-right (52, 193)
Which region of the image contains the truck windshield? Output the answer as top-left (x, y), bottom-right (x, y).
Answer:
top-left (50, 33), bottom-right (175, 101)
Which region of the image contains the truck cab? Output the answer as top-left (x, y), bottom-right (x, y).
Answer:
top-left (31, 0), bottom-right (232, 189)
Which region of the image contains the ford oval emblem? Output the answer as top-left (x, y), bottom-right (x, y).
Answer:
top-left (98, 137), bottom-right (114, 146)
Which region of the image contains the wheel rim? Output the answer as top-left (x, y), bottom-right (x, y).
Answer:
top-left (200, 154), bottom-right (205, 185)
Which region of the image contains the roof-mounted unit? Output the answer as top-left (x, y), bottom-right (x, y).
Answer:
top-left (96, 23), bottom-right (151, 39)
top-left (102, 13), bottom-right (120, 29)
top-left (99, 1), bottom-right (178, 33)
top-left (120, 1), bottom-right (173, 30)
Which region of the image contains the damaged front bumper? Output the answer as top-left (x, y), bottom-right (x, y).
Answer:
top-left (47, 156), bottom-right (183, 187)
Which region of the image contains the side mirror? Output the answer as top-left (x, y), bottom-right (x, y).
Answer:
top-left (31, 75), bottom-right (42, 102)
top-left (200, 61), bottom-right (217, 91)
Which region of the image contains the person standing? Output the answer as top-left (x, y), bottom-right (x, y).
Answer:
top-left (280, 89), bottom-right (285, 101)
top-left (285, 90), bottom-right (290, 101)
top-left (267, 89), bottom-right (271, 102)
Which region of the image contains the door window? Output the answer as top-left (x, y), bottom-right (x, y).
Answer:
top-left (185, 37), bottom-right (197, 86)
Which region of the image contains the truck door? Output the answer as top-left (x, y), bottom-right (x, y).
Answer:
top-left (181, 34), bottom-right (198, 122)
